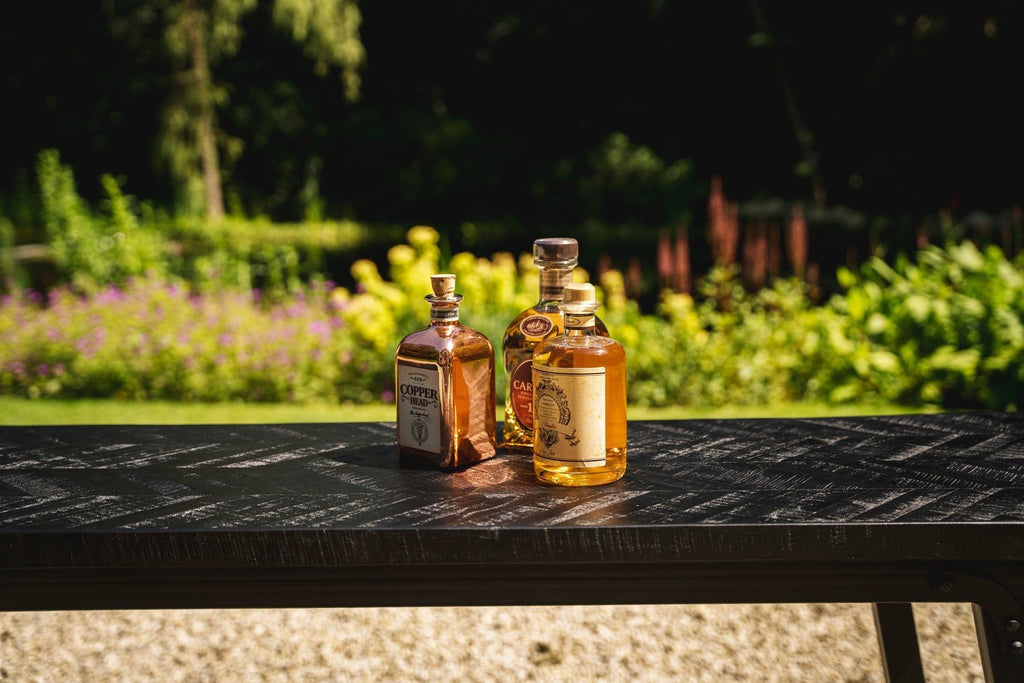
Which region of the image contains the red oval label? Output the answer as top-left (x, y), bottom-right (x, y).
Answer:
top-left (510, 359), bottom-right (535, 430)
top-left (520, 315), bottom-right (554, 338)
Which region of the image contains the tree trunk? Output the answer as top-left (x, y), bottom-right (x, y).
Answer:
top-left (184, 0), bottom-right (225, 221)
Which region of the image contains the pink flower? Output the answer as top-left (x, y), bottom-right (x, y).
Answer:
top-left (308, 320), bottom-right (330, 337)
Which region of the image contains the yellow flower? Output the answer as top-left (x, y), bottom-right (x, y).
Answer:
top-left (407, 225), bottom-right (439, 249)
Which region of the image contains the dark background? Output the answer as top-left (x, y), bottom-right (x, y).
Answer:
top-left (3, 2), bottom-right (1022, 250)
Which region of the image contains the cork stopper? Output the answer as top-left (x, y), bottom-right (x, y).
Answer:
top-left (563, 282), bottom-right (595, 304)
top-left (426, 273), bottom-right (461, 321)
top-left (534, 238), bottom-right (578, 268)
top-left (430, 273), bottom-right (456, 298)
top-left (559, 283), bottom-right (598, 328)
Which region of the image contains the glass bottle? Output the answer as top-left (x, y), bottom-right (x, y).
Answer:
top-left (395, 273), bottom-right (497, 469)
top-left (532, 282), bottom-right (627, 486)
top-left (502, 238), bottom-right (608, 451)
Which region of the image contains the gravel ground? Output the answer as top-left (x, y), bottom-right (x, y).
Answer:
top-left (0, 603), bottom-right (983, 681)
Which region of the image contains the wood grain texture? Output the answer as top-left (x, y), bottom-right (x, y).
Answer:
top-left (1, 414), bottom-right (1023, 569)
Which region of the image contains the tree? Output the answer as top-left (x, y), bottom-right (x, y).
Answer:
top-left (111, 0), bottom-right (365, 220)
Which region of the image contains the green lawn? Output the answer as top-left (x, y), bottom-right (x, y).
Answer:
top-left (0, 396), bottom-right (935, 426)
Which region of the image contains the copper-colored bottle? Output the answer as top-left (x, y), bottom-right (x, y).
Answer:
top-left (395, 274), bottom-right (497, 469)
top-left (532, 283), bottom-right (627, 486)
top-left (502, 238), bottom-right (608, 451)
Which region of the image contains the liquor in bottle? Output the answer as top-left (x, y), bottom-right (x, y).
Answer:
top-left (532, 282), bottom-right (626, 486)
top-left (501, 238), bottom-right (607, 451)
top-left (395, 273), bottom-right (497, 469)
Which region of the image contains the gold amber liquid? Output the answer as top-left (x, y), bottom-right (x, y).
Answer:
top-left (503, 305), bottom-right (608, 451)
top-left (396, 321), bottom-right (497, 469)
top-left (532, 333), bottom-right (626, 486)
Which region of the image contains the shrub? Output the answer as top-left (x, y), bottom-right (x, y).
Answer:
top-left (1, 228), bottom-right (1022, 411)
top-left (825, 241), bottom-right (1024, 410)
top-left (36, 150), bottom-right (168, 291)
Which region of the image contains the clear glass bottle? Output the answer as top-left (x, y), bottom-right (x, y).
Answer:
top-left (532, 283), bottom-right (627, 486)
top-left (395, 273), bottom-right (497, 469)
top-left (502, 238), bottom-right (608, 451)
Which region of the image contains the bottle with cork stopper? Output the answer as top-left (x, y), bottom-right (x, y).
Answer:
top-left (502, 238), bottom-right (608, 452)
top-left (395, 273), bottom-right (497, 469)
top-left (532, 282), bottom-right (627, 486)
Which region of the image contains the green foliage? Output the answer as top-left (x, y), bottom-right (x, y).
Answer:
top-left (1, 227), bottom-right (1021, 410)
top-left (272, 0), bottom-right (365, 100)
top-left (164, 215), bottom-right (382, 294)
top-left (22, 149), bottom-right (406, 297)
top-left (0, 219), bottom-right (16, 286)
top-left (0, 279), bottom-right (368, 403)
top-left (606, 267), bottom-right (841, 408)
top-left (581, 132), bottom-right (695, 225)
top-left (36, 150), bottom-right (168, 291)
top-left (123, 0), bottom-right (365, 217)
top-left (826, 242), bottom-right (1024, 410)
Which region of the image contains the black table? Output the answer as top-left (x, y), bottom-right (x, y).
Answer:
top-left (2, 414), bottom-right (1023, 682)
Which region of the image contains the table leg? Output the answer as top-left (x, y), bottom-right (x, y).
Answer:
top-left (972, 603), bottom-right (1024, 683)
top-left (873, 603), bottom-right (925, 683)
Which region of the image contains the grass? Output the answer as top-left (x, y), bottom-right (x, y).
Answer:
top-left (0, 396), bottom-right (935, 426)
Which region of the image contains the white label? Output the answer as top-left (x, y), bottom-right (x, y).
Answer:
top-left (532, 364), bottom-right (606, 468)
top-left (397, 361), bottom-right (441, 454)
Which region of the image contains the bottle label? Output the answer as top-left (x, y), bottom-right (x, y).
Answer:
top-left (510, 359), bottom-right (535, 430)
top-left (396, 360), bottom-right (442, 454)
top-left (532, 364), bottom-right (606, 468)
top-left (519, 314), bottom-right (554, 339)
top-left (564, 313), bottom-right (595, 328)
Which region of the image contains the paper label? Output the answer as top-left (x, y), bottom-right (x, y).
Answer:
top-left (532, 364), bottom-right (606, 468)
top-left (510, 359), bottom-right (535, 430)
top-left (519, 314), bottom-right (554, 339)
top-left (397, 360), bottom-right (441, 454)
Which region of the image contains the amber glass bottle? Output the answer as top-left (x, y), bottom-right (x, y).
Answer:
top-left (532, 283), bottom-right (626, 486)
top-left (502, 238), bottom-right (607, 451)
top-left (395, 274), bottom-right (497, 469)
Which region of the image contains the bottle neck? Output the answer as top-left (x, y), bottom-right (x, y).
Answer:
top-left (427, 295), bottom-right (460, 323)
top-left (538, 266), bottom-right (574, 302)
top-left (563, 310), bottom-right (597, 335)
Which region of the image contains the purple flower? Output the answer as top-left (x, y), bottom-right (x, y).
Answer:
top-left (36, 364), bottom-right (50, 376)
top-left (381, 389), bottom-right (395, 403)
top-left (308, 320), bottom-right (330, 337)
top-left (95, 286), bottom-right (125, 305)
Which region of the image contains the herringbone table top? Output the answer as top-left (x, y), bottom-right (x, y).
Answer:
top-left (2, 413), bottom-right (1023, 568)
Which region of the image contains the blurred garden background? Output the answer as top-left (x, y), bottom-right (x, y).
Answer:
top-left (2, 1), bottom-right (1023, 422)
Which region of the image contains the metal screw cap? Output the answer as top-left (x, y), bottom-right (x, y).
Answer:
top-left (534, 238), bottom-right (578, 267)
